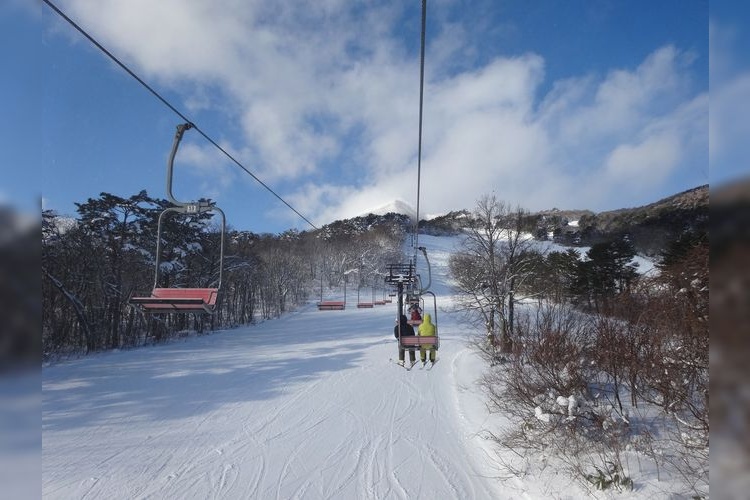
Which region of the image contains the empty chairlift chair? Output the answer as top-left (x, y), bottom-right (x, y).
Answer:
top-left (130, 123), bottom-right (226, 315)
top-left (317, 274), bottom-right (346, 310)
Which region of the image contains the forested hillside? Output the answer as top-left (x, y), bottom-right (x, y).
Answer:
top-left (419, 185), bottom-right (708, 257)
top-left (42, 191), bottom-right (405, 358)
top-left (535, 185), bottom-right (709, 254)
top-left (43, 185), bottom-right (708, 358)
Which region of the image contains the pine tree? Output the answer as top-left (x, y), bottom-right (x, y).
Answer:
top-left (573, 237), bottom-right (638, 311)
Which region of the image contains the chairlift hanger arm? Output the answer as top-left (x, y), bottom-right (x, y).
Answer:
top-left (153, 124), bottom-right (227, 292)
top-left (167, 123), bottom-right (208, 210)
top-left (417, 246), bottom-right (432, 293)
top-left (167, 123), bottom-right (218, 215)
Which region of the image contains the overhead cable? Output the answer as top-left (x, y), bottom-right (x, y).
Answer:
top-left (41, 0), bottom-right (318, 230)
top-left (414, 0), bottom-right (427, 257)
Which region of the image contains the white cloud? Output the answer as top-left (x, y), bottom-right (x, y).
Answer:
top-left (540, 45), bottom-right (697, 150)
top-left (393, 45), bottom-right (703, 215)
top-left (176, 142), bottom-right (237, 200)
top-left (604, 133), bottom-right (681, 184)
top-left (58, 0), bottom-right (707, 226)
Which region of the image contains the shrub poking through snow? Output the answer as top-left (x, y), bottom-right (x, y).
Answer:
top-left (585, 461), bottom-right (634, 491)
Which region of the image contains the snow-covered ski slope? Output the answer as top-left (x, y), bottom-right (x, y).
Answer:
top-left (43, 235), bottom-right (516, 499)
top-left (43, 234), bottom-right (672, 499)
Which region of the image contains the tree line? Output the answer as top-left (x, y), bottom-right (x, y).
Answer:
top-left (42, 191), bottom-right (404, 359)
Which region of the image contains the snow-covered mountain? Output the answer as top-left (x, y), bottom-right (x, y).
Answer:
top-left (358, 199), bottom-right (417, 220)
top-left (316, 200), bottom-right (417, 239)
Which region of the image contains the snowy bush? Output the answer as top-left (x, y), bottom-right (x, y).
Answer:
top-left (477, 276), bottom-right (708, 498)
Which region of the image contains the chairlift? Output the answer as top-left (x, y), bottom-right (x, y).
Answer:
top-left (386, 260), bottom-right (440, 353)
top-left (317, 271), bottom-right (346, 310)
top-left (130, 123), bottom-right (226, 314)
top-left (391, 0), bottom-right (438, 357)
top-left (374, 283), bottom-right (388, 306)
top-left (356, 275), bottom-right (376, 308)
top-left (398, 290), bottom-right (439, 352)
top-left (317, 300), bottom-right (346, 311)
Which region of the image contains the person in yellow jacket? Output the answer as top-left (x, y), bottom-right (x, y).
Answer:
top-left (417, 313), bottom-right (437, 364)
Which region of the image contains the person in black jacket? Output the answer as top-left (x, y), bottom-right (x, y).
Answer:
top-left (394, 314), bottom-right (416, 365)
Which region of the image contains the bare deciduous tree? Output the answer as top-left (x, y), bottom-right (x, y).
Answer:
top-left (449, 194), bottom-right (534, 357)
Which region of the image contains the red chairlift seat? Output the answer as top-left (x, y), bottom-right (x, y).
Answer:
top-left (399, 335), bottom-right (438, 350)
top-left (130, 287), bottom-right (219, 314)
top-left (317, 301), bottom-right (346, 310)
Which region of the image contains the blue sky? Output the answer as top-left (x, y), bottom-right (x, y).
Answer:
top-left (3, 0), bottom-right (733, 234)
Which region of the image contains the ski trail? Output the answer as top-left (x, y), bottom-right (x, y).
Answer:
top-left (386, 381), bottom-right (410, 500)
top-left (360, 385), bottom-right (390, 498)
top-left (43, 238), bottom-right (507, 499)
top-left (239, 419), bottom-right (267, 499)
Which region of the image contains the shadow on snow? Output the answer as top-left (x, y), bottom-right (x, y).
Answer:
top-left (42, 303), bottom-right (397, 432)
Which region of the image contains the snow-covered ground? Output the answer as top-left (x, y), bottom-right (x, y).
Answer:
top-left (43, 235), bottom-right (668, 499)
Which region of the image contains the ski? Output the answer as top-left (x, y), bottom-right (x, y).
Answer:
top-left (425, 359), bottom-right (438, 370)
top-left (390, 359), bottom-right (417, 370)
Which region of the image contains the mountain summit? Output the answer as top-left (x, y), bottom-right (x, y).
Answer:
top-left (360, 199), bottom-right (417, 220)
